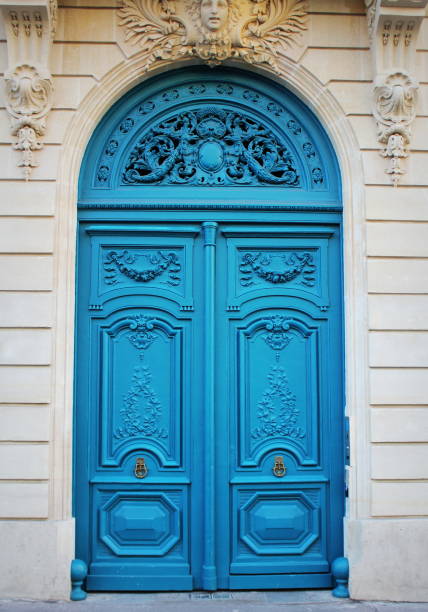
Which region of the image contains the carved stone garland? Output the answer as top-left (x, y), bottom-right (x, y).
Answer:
top-left (118, 0), bottom-right (308, 72)
top-left (365, 0), bottom-right (427, 186)
top-left (1, 1), bottom-right (57, 180)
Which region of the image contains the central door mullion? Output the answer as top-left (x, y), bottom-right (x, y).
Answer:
top-left (201, 221), bottom-right (218, 591)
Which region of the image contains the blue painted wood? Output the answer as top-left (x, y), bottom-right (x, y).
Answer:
top-left (70, 559), bottom-right (87, 601)
top-left (78, 67), bottom-right (340, 209)
top-left (74, 67), bottom-right (344, 593)
top-left (332, 557), bottom-right (350, 598)
top-left (202, 222), bottom-right (218, 591)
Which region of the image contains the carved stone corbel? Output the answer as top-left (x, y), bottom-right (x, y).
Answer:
top-left (365, 0), bottom-right (428, 185)
top-left (0, 1), bottom-right (57, 179)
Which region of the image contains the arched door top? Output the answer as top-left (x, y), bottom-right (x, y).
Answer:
top-left (79, 68), bottom-right (341, 209)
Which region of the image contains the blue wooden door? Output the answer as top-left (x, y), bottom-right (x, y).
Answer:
top-left (215, 223), bottom-right (343, 589)
top-left (75, 68), bottom-right (344, 592)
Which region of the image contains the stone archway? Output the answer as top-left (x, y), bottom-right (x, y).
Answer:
top-left (52, 55), bottom-right (367, 596)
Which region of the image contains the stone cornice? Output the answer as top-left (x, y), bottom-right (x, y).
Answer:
top-left (365, 0), bottom-right (428, 185)
top-left (0, 0), bottom-right (57, 179)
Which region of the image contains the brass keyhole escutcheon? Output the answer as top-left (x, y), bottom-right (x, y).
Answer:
top-left (134, 457), bottom-right (148, 479)
top-left (273, 455), bottom-right (287, 478)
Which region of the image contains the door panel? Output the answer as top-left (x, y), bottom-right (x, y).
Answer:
top-left (76, 224), bottom-right (201, 590)
top-left (216, 225), bottom-right (343, 588)
top-left (75, 220), bottom-right (343, 591)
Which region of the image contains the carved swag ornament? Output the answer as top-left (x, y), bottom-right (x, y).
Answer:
top-left (119, 0), bottom-right (308, 71)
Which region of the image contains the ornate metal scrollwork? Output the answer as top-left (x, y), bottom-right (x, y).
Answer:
top-left (122, 107), bottom-right (300, 187)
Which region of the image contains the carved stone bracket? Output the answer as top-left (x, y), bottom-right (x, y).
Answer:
top-left (365, 0), bottom-right (427, 185)
top-left (118, 0), bottom-right (308, 73)
top-left (0, 1), bottom-right (57, 179)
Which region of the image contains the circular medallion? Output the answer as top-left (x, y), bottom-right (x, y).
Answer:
top-left (198, 140), bottom-right (224, 172)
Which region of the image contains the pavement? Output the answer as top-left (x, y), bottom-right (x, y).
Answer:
top-left (0, 591), bottom-right (428, 612)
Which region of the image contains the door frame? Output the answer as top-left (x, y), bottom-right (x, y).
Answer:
top-left (52, 60), bottom-right (369, 587)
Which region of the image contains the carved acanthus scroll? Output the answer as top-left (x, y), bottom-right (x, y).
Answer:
top-left (1, 2), bottom-right (57, 179)
top-left (365, 0), bottom-right (427, 185)
top-left (373, 71), bottom-right (417, 185)
top-left (118, 0), bottom-right (308, 72)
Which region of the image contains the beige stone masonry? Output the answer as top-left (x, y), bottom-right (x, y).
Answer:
top-left (0, 482), bottom-right (49, 518)
top-left (370, 369), bottom-right (428, 404)
top-left (309, 0), bottom-right (364, 12)
top-left (0, 443), bottom-right (49, 479)
top-left (367, 222), bottom-right (428, 256)
top-left (369, 294), bottom-right (428, 329)
top-left (368, 259), bottom-right (428, 292)
top-left (371, 407), bottom-right (428, 442)
top-left (56, 7), bottom-right (117, 42)
top-left (52, 76), bottom-right (96, 109)
top-left (306, 14), bottom-right (369, 48)
top-left (0, 405), bottom-right (50, 441)
top-left (372, 443), bottom-right (428, 479)
top-left (371, 482), bottom-right (428, 516)
top-left (301, 48), bottom-right (372, 83)
top-left (0, 255), bottom-right (53, 290)
top-left (327, 82), bottom-right (373, 115)
top-left (0, 292), bottom-right (53, 327)
top-left (369, 331), bottom-right (428, 366)
top-left (0, 365), bottom-right (51, 403)
top-left (347, 518), bottom-right (428, 600)
top-left (51, 42), bottom-right (125, 78)
top-left (365, 186), bottom-right (428, 221)
top-left (0, 218), bottom-right (54, 253)
top-left (0, 181), bottom-right (56, 215)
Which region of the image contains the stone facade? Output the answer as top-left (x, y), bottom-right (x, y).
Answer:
top-left (0, 0), bottom-right (427, 602)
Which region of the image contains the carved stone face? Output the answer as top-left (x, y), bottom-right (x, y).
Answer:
top-left (200, 0), bottom-right (229, 32)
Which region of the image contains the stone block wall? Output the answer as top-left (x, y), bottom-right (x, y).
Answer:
top-left (0, 0), bottom-right (427, 601)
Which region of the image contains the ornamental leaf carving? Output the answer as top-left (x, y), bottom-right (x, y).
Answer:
top-left (115, 315), bottom-right (168, 440)
top-left (240, 251), bottom-right (315, 286)
top-left (118, 0), bottom-right (308, 72)
top-left (2, 1), bottom-right (57, 180)
top-left (251, 365), bottom-right (305, 440)
top-left (122, 107), bottom-right (300, 186)
top-left (104, 250), bottom-right (181, 286)
top-left (373, 71), bottom-right (418, 186)
top-left (263, 315), bottom-right (293, 352)
top-left (5, 64), bottom-right (53, 180)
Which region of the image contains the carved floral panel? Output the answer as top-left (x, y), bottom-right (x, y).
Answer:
top-left (101, 314), bottom-right (184, 467)
top-left (237, 315), bottom-right (320, 467)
